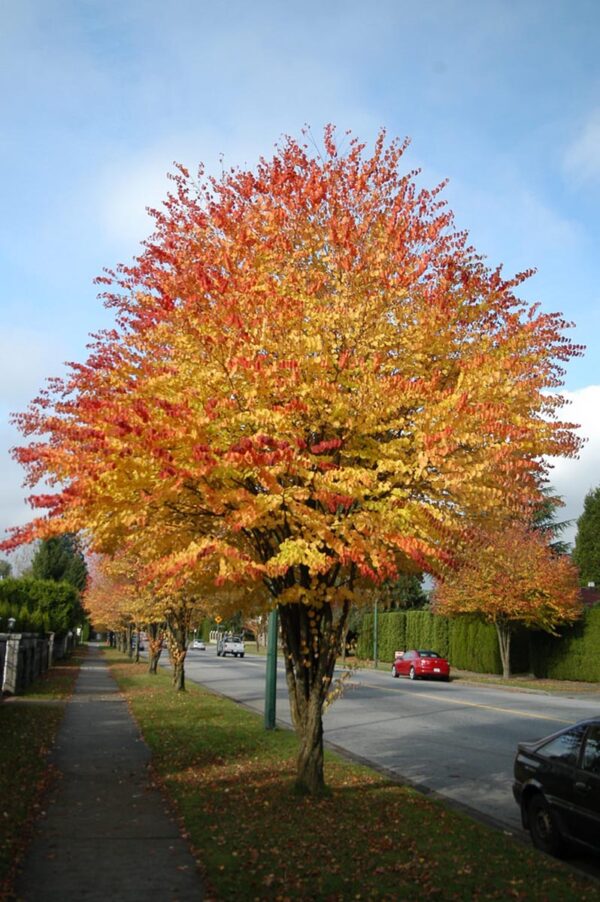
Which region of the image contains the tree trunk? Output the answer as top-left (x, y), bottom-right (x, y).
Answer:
top-left (165, 621), bottom-right (188, 692)
top-left (279, 598), bottom-right (350, 795)
top-left (146, 622), bottom-right (163, 675)
top-left (495, 622), bottom-right (512, 679)
top-left (148, 650), bottom-right (161, 674)
top-left (172, 660), bottom-right (185, 691)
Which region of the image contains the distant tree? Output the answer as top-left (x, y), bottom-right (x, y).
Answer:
top-left (0, 559), bottom-right (12, 579)
top-left (379, 573), bottom-right (429, 610)
top-left (572, 486), bottom-right (600, 587)
top-left (31, 535), bottom-right (88, 592)
top-left (530, 485), bottom-right (572, 555)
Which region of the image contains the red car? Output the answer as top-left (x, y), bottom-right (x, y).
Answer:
top-left (392, 649), bottom-right (450, 681)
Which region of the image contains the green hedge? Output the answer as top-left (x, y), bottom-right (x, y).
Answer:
top-left (530, 606), bottom-right (600, 681)
top-left (357, 611), bottom-right (403, 662)
top-left (356, 610), bottom-right (500, 671)
top-left (448, 615), bottom-right (501, 673)
top-left (0, 577), bottom-right (84, 635)
top-left (355, 607), bottom-right (598, 680)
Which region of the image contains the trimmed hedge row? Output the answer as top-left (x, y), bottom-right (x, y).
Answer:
top-left (530, 606), bottom-right (600, 682)
top-left (0, 577), bottom-right (83, 635)
top-left (356, 607), bottom-right (599, 681)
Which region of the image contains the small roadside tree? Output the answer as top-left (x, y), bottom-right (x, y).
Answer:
top-left (434, 523), bottom-right (581, 678)
top-left (572, 486), bottom-right (600, 587)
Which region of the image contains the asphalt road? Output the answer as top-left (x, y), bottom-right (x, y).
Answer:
top-left (180, 647), bottom-right (600, 839)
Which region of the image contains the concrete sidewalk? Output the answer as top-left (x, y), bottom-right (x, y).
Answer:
top-left (16, 645), bottom-right (204, 901)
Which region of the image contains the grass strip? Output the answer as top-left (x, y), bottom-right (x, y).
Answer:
top-left (0, 651), bottom-right (81, 896)
top-left (108, 649), bottom-right (598, 901)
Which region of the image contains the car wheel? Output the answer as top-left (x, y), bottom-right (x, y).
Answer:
top-left (409, 666), bottom-right (417, 680)
top-left (527, 794), bottom-right (565, 857)
top-left (392, 665), bottom-right (399, 678)
top-left (240, 653), bottom-right (245, 658)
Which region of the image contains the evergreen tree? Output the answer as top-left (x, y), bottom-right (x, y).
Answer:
top-left (379, 573), bottom-right (429, 610)
top-left (530, 485), bottom-right (572, 555)
top-left (31, 534), bottom-right (88, 591)
top-left (573, 486), bottom-right (600, 586)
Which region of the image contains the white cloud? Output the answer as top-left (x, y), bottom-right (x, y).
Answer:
top-left (97, 146), bottom-right (177, 248)
top-left (445, 174), bottom-right (584, 276)
top-left (0, 328), bottom-right (70, 544)
top-left (564, 110), bottom-right (600, 185)
top-left (547, 385), bottom-right (600, 546)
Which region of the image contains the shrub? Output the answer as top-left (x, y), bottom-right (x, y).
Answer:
top-left (448, 616), bottom-right (502, 673)
top-left (530, 606), bottom-right (600, 681)
top-left (0, 577), bottom-right (83, 635)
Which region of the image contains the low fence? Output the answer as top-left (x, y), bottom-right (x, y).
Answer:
top-left (0, 631), bottom-right (76, 695)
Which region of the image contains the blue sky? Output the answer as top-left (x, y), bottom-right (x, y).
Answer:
top-left (1, 0), bottom-right (599, 550)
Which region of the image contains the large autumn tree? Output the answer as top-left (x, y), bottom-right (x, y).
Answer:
top-left (434, 523), bottom-right (581, 678)
top-left (3, 128), bottom-right (582, 793)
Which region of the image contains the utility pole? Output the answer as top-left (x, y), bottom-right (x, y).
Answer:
top-left (264, 607), bottom-right (278, 730)
top-left (373, 600), bottom-right (378, 669)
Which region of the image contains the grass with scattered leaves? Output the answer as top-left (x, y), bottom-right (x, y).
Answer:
top-left (0, 652), bottom-right (81, 896)
top-left (108, 649), bottom-right (599, 901)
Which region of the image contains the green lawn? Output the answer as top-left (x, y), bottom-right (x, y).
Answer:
top-left (0, 652), bottom-right (80, 895)
top-left (108, 649), bottom-right (600, 901)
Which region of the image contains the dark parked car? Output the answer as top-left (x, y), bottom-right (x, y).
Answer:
top-left (513, 717), bottom-right (600, 856)
top-left (391, 649), bottom-right (450, 681)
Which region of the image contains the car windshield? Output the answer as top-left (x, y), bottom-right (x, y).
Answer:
top-left (418, 651), bottom-right (440, 658)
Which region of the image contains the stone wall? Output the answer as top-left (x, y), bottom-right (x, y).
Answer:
top-left (0, 631), bottom-right (75, 695)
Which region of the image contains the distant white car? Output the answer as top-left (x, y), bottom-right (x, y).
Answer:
top-left (217, 635), bottom-right (245, 657)
top-left (192, 639), bottom-right (206, 650)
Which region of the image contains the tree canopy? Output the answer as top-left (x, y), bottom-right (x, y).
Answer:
top-left (2, 127), bottom-right (583, 792)
top-left (529, 484), bottom-right (572, 555)
top-left (573, 486), bottom-right (600, 586)
top-left (31, 534), bottom-right (88, 592)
